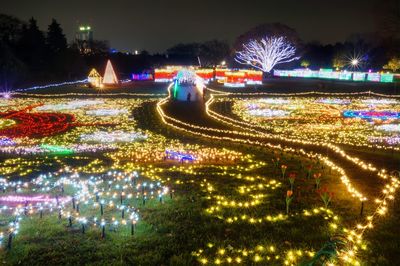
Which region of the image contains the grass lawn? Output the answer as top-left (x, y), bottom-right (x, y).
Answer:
top-left (0, 81), bottom-right (398, 265)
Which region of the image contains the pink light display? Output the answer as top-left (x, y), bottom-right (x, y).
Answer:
top-left (0, 195), bottom-right (71, 206)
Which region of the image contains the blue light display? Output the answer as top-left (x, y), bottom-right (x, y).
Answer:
top-left (165, 150), bottom-right (196, 162)
top-left (0, 138), bottom-right (16, 146)
top-left (343, 110), bottom-right (400, 120)
top-left (131, 74), bottom-right (153, 81)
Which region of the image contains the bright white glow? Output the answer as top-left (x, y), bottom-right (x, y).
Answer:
top-left (224, 82), bottom-right (246, 88)
top-left (235, 36), bottom-right (300, 73)
top-left (258, 98), bottom-right (290, 104)
top-left (36, 100), bottom-right (104, 111)
top-left (155, 78), bottom-right (172, 83)
top-left (346, 52), bottom-right (365, 70)
top-left (316, 98), bottom-right (351, 105)
top-left (248, 109), bottom-right (289, 117)
top-left (375, 124), bottom-right (400, 132)
top-left (86, 109), bottom-right (128, 116)
top-left (80, 131), bottom-right (147, 143)
top-left (246, 80), bottom-right (262, 85)
top-left (361, 99), bottom-right (398, 105)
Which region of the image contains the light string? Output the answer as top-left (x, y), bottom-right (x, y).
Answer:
top-left (157, 84), bottom-right (400, 265)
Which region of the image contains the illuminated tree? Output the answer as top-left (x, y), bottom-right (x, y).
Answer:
top-left (383, 57), bottom-right (400, 72)
top-left (235, 36), bottom-right (300, 73)
top-left (300, 60), bottom-right (310, 68)
top-left (234, 23), bottom-right (301, 51)
top-left (103, 60), bottom-right (118, 84)
top-left (332, 55), bottom-right (346, 70)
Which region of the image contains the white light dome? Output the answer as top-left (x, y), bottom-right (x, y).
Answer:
top-left (172, 69), bottom-right (204, 102)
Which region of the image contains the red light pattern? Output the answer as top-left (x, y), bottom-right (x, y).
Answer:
top-left (0, 104), bottom-right (76, 138)
top-left (0, 104), bottom-right (115, 139)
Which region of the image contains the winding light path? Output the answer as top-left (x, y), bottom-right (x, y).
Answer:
top-left (156, 84), bottom-right (400, 264)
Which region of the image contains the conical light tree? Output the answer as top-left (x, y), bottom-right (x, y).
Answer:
top-left (102, 60), bottom-right (118, 84)
top-left (235, 36), bottom-right (300, 73)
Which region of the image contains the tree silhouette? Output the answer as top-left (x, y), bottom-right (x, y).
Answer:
top-left (0, 41), bottom-right (26, 91)
top-left (0, 14), bottom-right (24, 44)
top-left (199, 40), bottom-right (230, 67)
top-left (17, 17), bottom-right (46, 71)
top-left (47, 19), bottom-right (67, 53)
top-left (166, 43), bottom-right (201, 65)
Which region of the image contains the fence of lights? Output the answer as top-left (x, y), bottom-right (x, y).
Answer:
top-left (156, 84), bottom-right (400, 265)
top-left (216, 69), bottom-right (263, 87)
top-left (273, 69), bottom-right (395, 83)
top-left (153, 66), bottom-right (262, 86)
top-left (0, 169), bottom-right (170, 247)
top-left (155, 67), bottom-right (214, 83)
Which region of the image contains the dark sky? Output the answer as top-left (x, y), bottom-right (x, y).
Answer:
top-left (2, 0), bottom-right (376, 53)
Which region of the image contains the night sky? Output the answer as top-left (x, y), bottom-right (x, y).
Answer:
top-left (2, 0), bottom-right (376, 53)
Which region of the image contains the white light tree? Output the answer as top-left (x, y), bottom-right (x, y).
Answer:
top-left (235, 36), bottom-right (300, 73)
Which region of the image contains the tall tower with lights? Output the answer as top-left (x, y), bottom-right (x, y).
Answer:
top-left (75, 25), bottom-right (93, 54)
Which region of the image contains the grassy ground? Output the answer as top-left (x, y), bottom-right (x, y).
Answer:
top-left (136, 101), bottom-right (369, 264)
top-left (0, 98), bottom-right (364, 265)
top-left (156, 97), bottom-right (400, 265)
top-left (0, 80), bottom-right (398, 265)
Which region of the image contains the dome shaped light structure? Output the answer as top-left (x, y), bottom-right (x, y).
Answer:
top-left (172, 69), bottom-right (204, 102)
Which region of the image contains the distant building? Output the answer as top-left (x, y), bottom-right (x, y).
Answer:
top-left (75, 25), bottom-right (93, 54)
